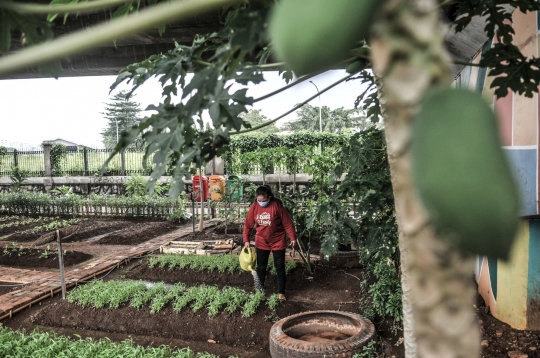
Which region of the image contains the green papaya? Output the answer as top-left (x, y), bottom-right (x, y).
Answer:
top-left (269, 0), bottom-right (381, 76)
top-left (411, 87), bottom-right (520, 260)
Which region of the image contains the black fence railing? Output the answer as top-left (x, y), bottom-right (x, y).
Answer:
top-left (0, 149), bottom-right (154, 177)
top-left (0, 150), bottom-right (45, 177)
top-left (54, 149), bottom-right (154, 176)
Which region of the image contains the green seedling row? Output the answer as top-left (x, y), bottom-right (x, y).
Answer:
top-left (68, 280), bottom-right (280, 317)
top-left (148, 254), bottom-right (297, 275)
top-left (0, 215), bottom-right (19, 223)
top-left (18, 218), bottom-right (81, 235)
top-left (0, 326), bottom-right (237, 358)
top-left (0, 216), bottom-right (51, 230)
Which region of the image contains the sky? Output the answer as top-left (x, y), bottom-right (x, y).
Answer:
top-left (0, 70), bottom-right (363, 149)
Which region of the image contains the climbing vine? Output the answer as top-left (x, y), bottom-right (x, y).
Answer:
top-left (223, 132), bottom-right (350, 175)
top-left (50, 143), bottom-right (67, 173)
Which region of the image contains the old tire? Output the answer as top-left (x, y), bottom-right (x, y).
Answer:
top-left (269, 310), bottom-right (375, 357)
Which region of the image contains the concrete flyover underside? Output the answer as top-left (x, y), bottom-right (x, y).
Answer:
top-left (0, 2), bottom-right (489, 79)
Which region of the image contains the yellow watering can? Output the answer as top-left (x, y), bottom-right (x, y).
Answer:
top-left (239, 247), bottom-right (257, 272)
top-left (239, 247), bottom-right (263, 290)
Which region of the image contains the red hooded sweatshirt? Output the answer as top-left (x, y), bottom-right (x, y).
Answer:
top-left (243, 199), bottom-right (297, 251)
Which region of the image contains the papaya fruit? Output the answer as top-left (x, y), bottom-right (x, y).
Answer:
top-left (269, 0), bottom-right (381, 76)
top-left (411, 87), bottom-right (520, 260)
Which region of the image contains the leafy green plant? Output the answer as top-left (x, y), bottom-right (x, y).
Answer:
top-left (266, 293), bottom-right (280, 311)
top-left (2, 241), bottom-right (16, 256)
top-left (153, 180), bottom-right (170, 196)
top-left (148, 254), bottom-right (296, 276)
top-left (0, 216), bottom-right (48, 231)
top-left (353, 339), bottom-right (378, 358)
top-left (0, 326), bottom-right (230, 358)
top-left (39, 245), bottom-right (55, 259)
top-left (68, 279), bottom-right (272, 318)
top-left (130, 282), bottom-right (166, 310)
top-left (124, 174), bottom-right (148, 196)
top-left (0, 215), bottom-right (18, 223)
top-left (9, 166), bottom-right (30, 192)
top-left (167, 195), bottom-right (190, 223)
top-left (359, 259), bottom-right (403, 324)
top-left (150, 283), bottom-right (185, 313)
top-left (51, 185), bottom-right (73, 196)
top-left (242, 290), bottom-right (265, 318)
top-left (18, 218), bottom-right (80, 235)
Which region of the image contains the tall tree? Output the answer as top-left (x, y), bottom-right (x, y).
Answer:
top-left (282, 104), bottom-right (371, 133)
top-left (239, 109), bottom-right (279, 135)
top-left (101, 90), bottom-right (144, 150)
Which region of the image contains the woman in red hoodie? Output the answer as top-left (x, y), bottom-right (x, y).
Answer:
top-left (243, 185), bottom-right (296, 300)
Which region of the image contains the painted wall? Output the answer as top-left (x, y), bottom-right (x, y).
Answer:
top-left (458, 10), bottom-right (540, 330)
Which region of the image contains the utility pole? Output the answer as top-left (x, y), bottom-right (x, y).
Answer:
top-left (309, 81), bottom-right (322, 133)
top-left (309, 80), bottom-right (323, 152)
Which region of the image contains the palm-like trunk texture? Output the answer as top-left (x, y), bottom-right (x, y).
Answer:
top-left (371, 0), bottom-right (480, 357)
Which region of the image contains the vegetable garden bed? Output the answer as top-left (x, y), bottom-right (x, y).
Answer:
top-left (0, 216), bottom-right (183, 247)
top-left (127, 254), bottom-right (297, 289)
top-left (0, 216), bottom-right (402, 357)
top-left (0, 327), bottom-right (236, 358)
top-left (96, 221), bottom-right (178, 245)
top-left (0, 245), bottom-right (92, 268)
top-left (2, 256), bottom-right (379, 358)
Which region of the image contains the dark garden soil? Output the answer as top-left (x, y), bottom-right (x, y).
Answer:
top-left (0, 217), bottom-right (181, 245)
top-left (126, 262), bottom-right (255, 288)
top-left (96, 221), bottom-right (179, 245)
top-left (2, 215), bottom-right (534, 357)
top-left (5, 257), bottom-right (538, 358)
top-left (32, 301), bottom-right (300, 352)
top-left (211, 223), bottom-right (245, 235)
top-left (61, 219), bottom-right (134, 243)
top-left (0, 249), bottom-right (92, 268)
top-left (477, 294), bottom-right (540, 358)
top-left (4, 221), bottom-right (85, 243)
top-left (3, 262), bottom-right (390, 358)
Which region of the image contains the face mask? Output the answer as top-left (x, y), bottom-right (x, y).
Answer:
top-left (257, 200), bottom-right (270, 208)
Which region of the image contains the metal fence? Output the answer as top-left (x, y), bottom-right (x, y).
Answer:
top-left (0, 148), bottom-right (298, 177)
top-left (54, 149), bottom-right (153, 176)
top-left (0, 149), bottom-right (154, 177)
top-left (0, 150), bottom-right (45, 177)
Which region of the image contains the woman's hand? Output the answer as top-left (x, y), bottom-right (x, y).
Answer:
top-left (244, 241), bottom-right (250, 248)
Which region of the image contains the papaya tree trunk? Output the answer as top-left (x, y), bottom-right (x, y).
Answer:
top-left (371, 0), bottom-right (480, 357)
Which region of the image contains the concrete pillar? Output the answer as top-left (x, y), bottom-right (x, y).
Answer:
top-left (42, 141), bottom-right (52, 193)
top-left (43, 141), bottom-right (52, 177)
top-left (205, 157), bottom-right (224, 175)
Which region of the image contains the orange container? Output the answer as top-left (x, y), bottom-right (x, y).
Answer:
top-left (209, 175), bottom-right (226, 201)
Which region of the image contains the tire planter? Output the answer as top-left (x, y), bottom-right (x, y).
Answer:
top-left (269, 310), bottom-right (375, 357)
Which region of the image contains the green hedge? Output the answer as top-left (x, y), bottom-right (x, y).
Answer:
top-left (223, 131), bottom-right (353, 175)
top-left (227, 131), bottom-right (350, 153)
top-left (0, 192), bottom-right (182, 218)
